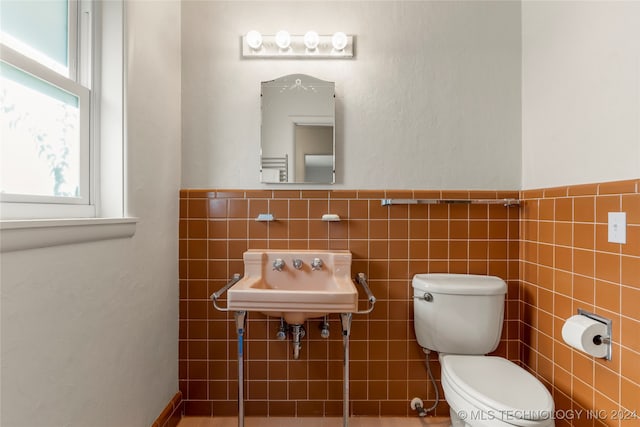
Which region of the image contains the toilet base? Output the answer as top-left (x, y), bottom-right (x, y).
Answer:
top-left (449, 408), bottom-right (466, 427)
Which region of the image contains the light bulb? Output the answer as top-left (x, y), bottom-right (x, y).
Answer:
top-left (331, 32), bottom-right (348, 51)
top-left (246, 30), bottom-right (262, 50)
top-left (304, 31), bottom-right (320, 50)
top-left (275, 30), bottom-right (291, 50)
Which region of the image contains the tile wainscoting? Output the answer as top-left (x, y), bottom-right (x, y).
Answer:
top-left (178, 189), bottom-right (520, 417)
top-left (174, 179), bottom-right (639, 425)
top-left (519, 179), bottom-right (640, 427)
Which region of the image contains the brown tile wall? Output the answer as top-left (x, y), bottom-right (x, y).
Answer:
top-left (179, 189), bottom-right (520, 417)
top-left (519, 179), bottom-right (640, 427)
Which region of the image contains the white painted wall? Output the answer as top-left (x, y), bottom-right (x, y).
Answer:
top-left (181, 1), bottom-right (522, 190)
top-left (3, 2), bottom-right (638, 424)
top-left (0, 2), bottom-right (181, 426)
top-left (522, 1), bottom-right (640, 189)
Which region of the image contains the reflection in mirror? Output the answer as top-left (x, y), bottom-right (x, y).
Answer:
top-left (261, 74), bottom-right (335, 183)
top-left (304, 155), bottom-right (333, 182)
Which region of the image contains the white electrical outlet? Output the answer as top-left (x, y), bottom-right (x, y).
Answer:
top-left (608, 212), bottom-right (627, 244)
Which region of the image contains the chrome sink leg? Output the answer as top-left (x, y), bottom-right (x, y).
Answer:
top-left (340, 313), bottom-right (353, 427)
top-left (234, 311), bottom-right (247, 427)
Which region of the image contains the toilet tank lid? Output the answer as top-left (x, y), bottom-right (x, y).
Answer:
top-left (412, 274), bottom-right (506, 295)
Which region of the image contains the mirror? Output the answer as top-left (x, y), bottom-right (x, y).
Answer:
top-left (261, 74), bottom-right (335, 183)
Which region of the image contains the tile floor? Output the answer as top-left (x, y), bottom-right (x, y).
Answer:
top-left (177, 417), bottom-right (451, 427)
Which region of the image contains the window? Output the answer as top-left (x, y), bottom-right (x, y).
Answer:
top-left (0, 1), bottom-right (134, 252)
top-left (1, 0), bottom-right (94, 219)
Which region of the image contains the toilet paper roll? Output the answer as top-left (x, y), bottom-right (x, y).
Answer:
top-left (561, 314), bottom-right (609, 358)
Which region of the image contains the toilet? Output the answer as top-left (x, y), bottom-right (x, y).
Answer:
top-left (413, 274), bottom-right (554, 427)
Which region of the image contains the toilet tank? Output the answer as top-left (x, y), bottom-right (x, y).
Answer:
top-left (413, 274), bottom-right (507, 355)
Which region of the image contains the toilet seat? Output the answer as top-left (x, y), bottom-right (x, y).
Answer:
top-left (440, 355), bottom-right (554, 426)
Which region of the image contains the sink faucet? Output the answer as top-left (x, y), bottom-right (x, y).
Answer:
top-left (272, 258), bottom-right (285, 271)
top-left (310, 258), bottom-right (323, 271)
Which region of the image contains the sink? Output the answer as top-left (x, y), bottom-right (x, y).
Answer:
top-left (213, 250), bottom-right (374, 427)
top-left (227, 249), bottom-right (357, 324)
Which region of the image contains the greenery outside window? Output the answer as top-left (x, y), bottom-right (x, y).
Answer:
top-left (1, 0), bottom-right (94, 219)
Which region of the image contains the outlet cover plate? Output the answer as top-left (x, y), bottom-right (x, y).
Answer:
top-left (608, 212), bottom-right (627, 244)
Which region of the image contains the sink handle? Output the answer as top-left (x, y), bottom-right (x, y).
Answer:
top-left (273, 258), bottom-right (286, 271)
top-left (211, 273), bottom-right (242, 312)
top-left (355, 272), bottom-right (377, 314)
top-left (311, 258), bottom-right (323, 271)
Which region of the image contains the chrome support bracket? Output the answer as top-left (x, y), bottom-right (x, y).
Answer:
top-left (211, 273), bottom-right (242, 312)
top-left (354, 273), bottom-right (376, 314)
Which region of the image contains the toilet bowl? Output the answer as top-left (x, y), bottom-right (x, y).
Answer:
top-left (412, 274), bottom-right (554, 427)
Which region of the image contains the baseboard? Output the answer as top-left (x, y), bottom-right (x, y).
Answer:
top-left (151, 391), bottom-right (183, 427)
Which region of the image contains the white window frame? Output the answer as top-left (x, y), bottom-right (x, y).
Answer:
top-left (0, 0), bottom-right (137, 252)
top-left (0, 0), bottom-right (94, 219)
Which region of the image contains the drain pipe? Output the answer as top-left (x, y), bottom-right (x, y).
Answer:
top-left (291, 324), bottom-right (304, 359)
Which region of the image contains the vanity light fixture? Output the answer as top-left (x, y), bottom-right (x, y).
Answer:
top-left (304, 30), bottom-right (320, 51)
top-left (331, 31), bottom-right (348, 51)
top-left (275, 30), bottom-right (291, 50)
top-left (242, 30), bottom-right (354, 59)
top-left (246, 30), bottom-right (263, 50)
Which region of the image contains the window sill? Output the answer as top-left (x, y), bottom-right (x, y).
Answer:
top-left (0, 217), bottom-right (138, 252)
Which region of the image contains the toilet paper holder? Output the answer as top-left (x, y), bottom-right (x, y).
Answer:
top-left (577, 308), bottom-right (612, 360)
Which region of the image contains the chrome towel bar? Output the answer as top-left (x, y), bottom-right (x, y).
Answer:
top-left (381, 198), bottom-right (520, 207)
